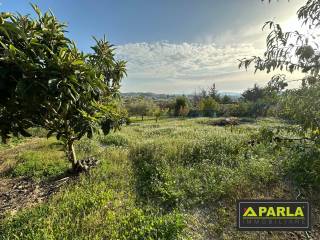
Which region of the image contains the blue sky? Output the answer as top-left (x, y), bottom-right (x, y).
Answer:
top-left (1, 0), bottom-right (305, 93)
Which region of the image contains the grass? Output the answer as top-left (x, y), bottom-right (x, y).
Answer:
top-left (11, 141), bottom-right (68, 181)
top-left (0, 118), bottom-right (319, 239)
top-left (0, 138), bottom-right (66, 179)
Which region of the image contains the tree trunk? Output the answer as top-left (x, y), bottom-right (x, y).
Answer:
top-left (66, 139), bottom-right (78, 171)
top-left (142, 115), bottom-right (144, 121)
top-left (1, 134), bottom-right (7, 144)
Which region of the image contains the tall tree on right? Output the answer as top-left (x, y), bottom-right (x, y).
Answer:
top-left (240, 0), bottom-right (320, 141)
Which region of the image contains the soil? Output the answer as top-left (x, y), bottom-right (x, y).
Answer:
top-left (0, 139), bottom-right (72, 219)
top-left (0, 176), bottom-right (71, 219)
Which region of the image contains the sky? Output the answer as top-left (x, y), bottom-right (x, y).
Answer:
top-left (0, 0), bottom-right (308, 93)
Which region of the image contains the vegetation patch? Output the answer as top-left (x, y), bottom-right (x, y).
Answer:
top-left (99, 134), bottom-right (129, 147)
top-left (12, 150), bottom-right (68, 181)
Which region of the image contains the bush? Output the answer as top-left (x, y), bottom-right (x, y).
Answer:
top-left (283, 143), bottom-right (320, 190)
top-left (220, 103), bottom-right (250, 117)
top-left (187, 109), bottom-right (202, 118)
top-left (199, 97), bottom-right (219, 117)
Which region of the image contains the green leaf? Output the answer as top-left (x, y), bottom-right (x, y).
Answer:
top-left (9, 44), bottom-right (16, 53)
top-left (71, 60), bottom-right (84, 66)
top-left (31, 4), bottom-right (42, 18)
top-left (0, 26), bottom-right (10, 39)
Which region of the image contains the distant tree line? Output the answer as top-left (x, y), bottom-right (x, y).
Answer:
top-left (123, 77), bottom-right (291, 121)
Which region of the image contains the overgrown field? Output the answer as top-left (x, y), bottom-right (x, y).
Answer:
top-left (0, 118), bottom-right (319, 239)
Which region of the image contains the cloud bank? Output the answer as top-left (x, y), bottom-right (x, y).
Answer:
top-left (116, 41), bottom-right (300, 93)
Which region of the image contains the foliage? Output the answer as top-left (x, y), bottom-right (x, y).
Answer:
top-left (0, 5), bottom-right (126, 170)
top-left (126, 98), bottom-right (155, 120)
top-left (242, 84), bottom-right (265, 102)
top-left (220, 103), bottom-right (250, 117)
top-left (154, 107), bottom-right (169, 122)
top-left (208, 83), bottom-right (220, 102)
top-left (278, 83), bottom-right (320, 141)
top-left (178, 106), bottom-right (189, 118)
top-left (283, 142), bottom-right (320, 190)
top-left (199, 97), bottom-right (219, 117)
top-left (173, 96), bottom-right (189, 117)
top-left (241, 0), bottom-right (320, 131)
top-left (220, 95), bottom-right (233, 104)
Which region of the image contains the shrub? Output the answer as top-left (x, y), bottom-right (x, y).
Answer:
top-left (283, 143), bottom-right (320, 190)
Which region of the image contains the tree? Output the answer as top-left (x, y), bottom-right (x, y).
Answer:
top-left (0, 5), bottom-right (126, 171)
top-left (151, 106), bottom-right (168, 122)
top-left (240, 77), bottom-right (287, 118)
top-left (240, 0), bottom-right (320, 139)
top-left (199, 97), bottom-right (219, 117)
top-left (200, 88), bottom-right (208, 99)
top-left (173, 96), bottom-right (189, 117)
top-left (242, 84), bottom-right (265, 102)
top-left (265, 74), bottom-right (288, 93)
top-left (208, 83), bottom-right (220, 102)
top-left (126, 99), bottom-right (153, 120)
top-left (153, 107), bottom-right (161, 122)
top-left (221, 95), bottom-right (233, 104)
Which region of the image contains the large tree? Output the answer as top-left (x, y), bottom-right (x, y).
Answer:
top-left (0, 5), bottom-right (126, 171)
top-left (240, 0), bottom-right (320, 140)
top-left (126, 98), bottom-right (154, 120)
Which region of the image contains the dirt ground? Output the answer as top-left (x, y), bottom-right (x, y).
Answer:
top-left (0, 139), bottom-right (71, 219)
top-left (0, 176), bottom-right (70, 219)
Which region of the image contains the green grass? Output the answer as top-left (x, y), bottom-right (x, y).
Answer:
top-left (12, 150), bottom-right (68, 180)
top-left (0, 147), bottom-right (186, 240)
top-left (10, 141), bottom-right (68, 181)
top-left (0, 118), bottom-right (319, 239)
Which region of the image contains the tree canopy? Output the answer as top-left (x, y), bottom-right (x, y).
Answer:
top-left (0, 5), bottom-right (127, 170)
top-left (240, 0), bottom-right (320, 141)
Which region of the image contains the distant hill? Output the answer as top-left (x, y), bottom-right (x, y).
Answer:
top-left (121, 92), bottom-right (175, 99)
top-left (121, 92), bottom-right (241, 100)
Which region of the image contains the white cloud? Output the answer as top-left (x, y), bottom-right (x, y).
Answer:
top-left (116, 41), bottom-right (269, 93)
top-left (112, 1), bottom-right (305, 93)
